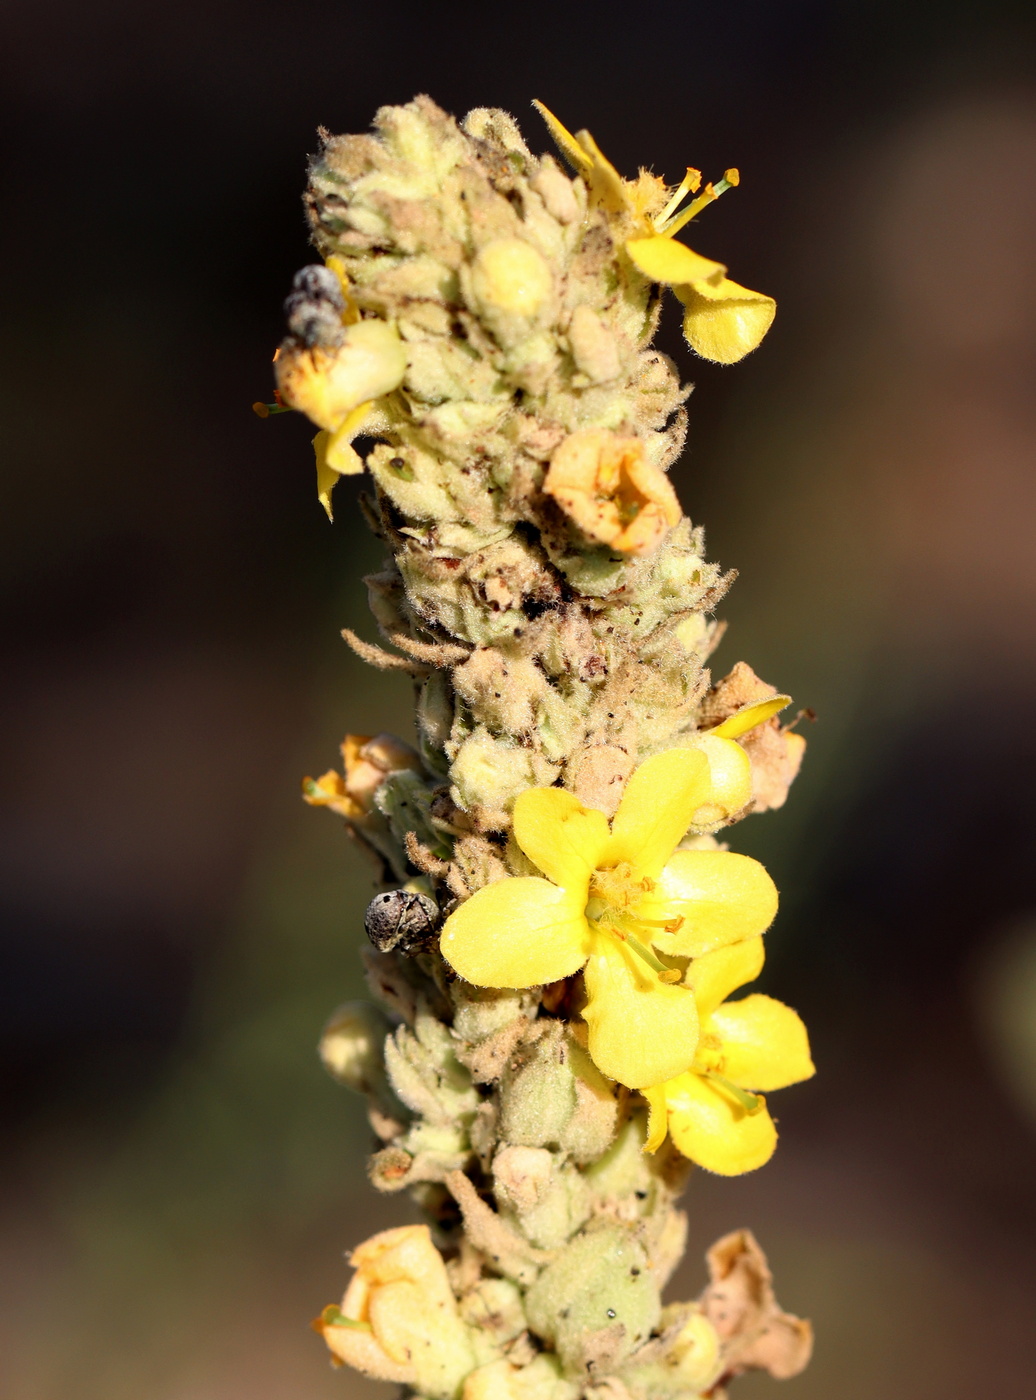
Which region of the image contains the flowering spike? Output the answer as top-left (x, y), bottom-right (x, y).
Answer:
top-left (276, 93), bottom-right (813, 1400)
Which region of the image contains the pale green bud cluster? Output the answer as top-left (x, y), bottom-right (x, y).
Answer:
top-left (297, 96), bottom-right (731, 848)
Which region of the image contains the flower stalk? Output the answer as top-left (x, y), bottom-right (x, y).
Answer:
top-left (275, 94), bottom-right (814, 1398)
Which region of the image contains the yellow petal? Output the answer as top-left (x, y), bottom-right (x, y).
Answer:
top-left (664, 1071), bottom-right (777, 1175)
top-left (315, 430), bottom-right (338, 521)
top-left (625, 236), bottom-right (725, 288)
top-left (582, 935), bottom-right (699, 1088)
top-left (710, 694), bottom-right (791, 739)
top-left (688, 734), bottom-right (753, 830)
top-left (607, 747), bottom-right (713, 879)
top-left (439, 877), bottom-right (590, 988)
top-left (686, 937), bottom-right (765, 1018)
top-left (575, 127), bottom-right (631, 213)
top-left (709, 994), bottom-right (815, 1091)
top-left (643, 1085), bottom-right (669, 1153)
top-left (512, 788), bottom-right (610, 894)
top-left (643, 851), bottom-right (778, 959)
top-left (368, 1281), bottom-right (430, 1364)
top-left (327, 401), bottom-right (374, 471)
top-left (532, 100), bottom-right (593, 176)
top-left (315, 414), bottom-right (367, 521)
top-left (676, 277), bottom-right (776, 365)
top-left (277, 320), bottom-right (407, 430)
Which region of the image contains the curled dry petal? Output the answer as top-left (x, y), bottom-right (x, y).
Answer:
top-left (544, 429), bottom-right (681, 556)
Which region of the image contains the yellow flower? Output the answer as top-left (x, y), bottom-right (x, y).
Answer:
top-left (315, 1224), bottom-right (476, 1399)
top-left (533, 101), bottom-right (775, 365)
top-left (439, 742), bottom-right (777, 1089)
top-left (303, 732), bottom-right (422, 823)
top-left (274, 258), bottom-right (407, 519)
top-left (624, 233), bottom-right (777, 366)
top-left (544, 428), bottom-right (682, 555)
top-left (277, 318), bottom-right (406, 432)
top-left (643, 938), bottom-right (815, 1174)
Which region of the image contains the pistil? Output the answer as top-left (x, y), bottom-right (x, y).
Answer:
top-left (595, 912), bottom-right (685, 985)
top-left (701, 1070), bottom-right (763, 1115)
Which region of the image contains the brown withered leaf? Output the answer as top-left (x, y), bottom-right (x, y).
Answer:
top-left (699, 1229), bottom-right (813, 1383)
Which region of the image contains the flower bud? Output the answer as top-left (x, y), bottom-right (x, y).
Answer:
top-left (450, 727), bottom-right (559, 826)
top-left (492, 1144), bottom-right (553, 1214)
top-left (499, 1023), bottom-right (576, 1148)
top-left (462, 1357), bottom-right (579, 1400)
top-left (525, 1223), bottom-right (661, 1373)
top-left (665, 1309), bottom-right (723, 1391)
top-left (471, 239), bottom-right (553, 317)
top-left (686, 733), bottom-right (753, 832)
top-left (619, 1305), bottom-right (723, 1396)
top-left (319, 1000), bottom-right (393, 1094)
top-left (567, 305), bottom-right (621, 384)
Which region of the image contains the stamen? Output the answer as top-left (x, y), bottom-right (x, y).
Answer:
top-left (702, 1070), bottom-right (763, 1115)
top-left (252, 401), bottom-right (294, 418)
top-left (661, 169), bottom-right (742, 239)
top-left (653, 166), bottom-right (702, 231)
top-left (622, 928), bottom-right (684, 985)
top-left (633, 915), bottom-right (685, 934)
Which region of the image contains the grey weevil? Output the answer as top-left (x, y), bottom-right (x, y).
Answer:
top-left (364, 889), bottom-right (440, 955)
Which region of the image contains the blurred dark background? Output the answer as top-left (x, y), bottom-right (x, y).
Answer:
top-left (2, 2), bottom-right (1036, 1395)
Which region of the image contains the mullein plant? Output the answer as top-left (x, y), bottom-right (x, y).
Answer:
top-left (263, 95), bottom-right (815, 1400)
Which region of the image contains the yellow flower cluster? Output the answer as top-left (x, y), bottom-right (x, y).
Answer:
top-left (439, 699), bottom-right (813, 1175)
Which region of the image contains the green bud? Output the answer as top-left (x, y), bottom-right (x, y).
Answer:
top-left (499, 1023), bottom-right (576, 1148)
top-left (375, 769), bottom-right (452, 860)
top-left (384, 1012), bottom-right (480, 1126)
top-left (507, 1160), bottom-right (590, 1251)
top-left (582, 1111), bottom-right (659, 1208)
top-left (458, 1277), bottom-right (527, 1348)
top-left (450, 727), bottom-right (559, 825)
top-left (525, 1223), bottom-right (661, 1374)
top-left (319, 1000), bottom-right (393, 1094)
top-left (558, 1042), bottom-right (620, 1164)
top-left (453, 986), bottom-right (531, 1043)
